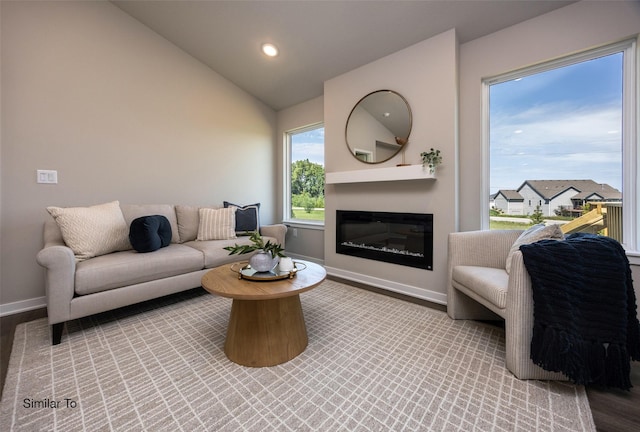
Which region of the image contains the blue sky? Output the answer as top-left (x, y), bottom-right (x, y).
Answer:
top-left (490, 52), bottom-right (623, 194)
top-left (291, 126), bottom-right (325, 166)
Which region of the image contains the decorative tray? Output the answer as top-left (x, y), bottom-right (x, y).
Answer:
top-left (230, 261), bottom-right (306, 281)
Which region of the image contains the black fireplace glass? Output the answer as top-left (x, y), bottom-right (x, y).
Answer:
top-left (336, 210), bottom-right (433, 270)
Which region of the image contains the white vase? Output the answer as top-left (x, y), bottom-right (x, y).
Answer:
top-left (249, 251), bottom-right (279, 272)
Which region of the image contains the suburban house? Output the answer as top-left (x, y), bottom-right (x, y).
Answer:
top-left (493, 179), bottom-right (622, 216)
top-left (1, 1), bottom-right (640, 430)
top-left (492, 190), bottom-right (525, 215)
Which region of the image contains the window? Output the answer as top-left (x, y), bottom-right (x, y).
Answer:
top-left (284, 124), bottom-right (325, 224)
top-left (483, 39), bottom-right (638, 255)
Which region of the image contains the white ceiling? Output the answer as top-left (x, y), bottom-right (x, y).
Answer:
top-left (112, 0), bottom-right (576, 111)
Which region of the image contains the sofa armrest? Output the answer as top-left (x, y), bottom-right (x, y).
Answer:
top-left (36, 245), bottom-right (76, 324)
top-left (43, 218), bottom-right (66, 248)
top-left (260, 224), bottom-right (288, 249)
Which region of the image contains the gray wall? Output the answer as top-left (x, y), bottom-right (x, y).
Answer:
top-left (323, 30), bottom-right (458, 304)
top-left (0, 1), bottom-right (277, 311)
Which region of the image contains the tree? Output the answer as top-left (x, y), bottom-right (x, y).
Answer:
top-left (530, 205), bottom-right (545, 225)
top-left (291, 159), bottom-right (324, 198)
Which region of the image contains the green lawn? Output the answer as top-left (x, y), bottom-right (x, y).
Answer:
top-left (490, 220), bottom-right (531, 230)
top-left (291, 208), bottom-right (325, 221)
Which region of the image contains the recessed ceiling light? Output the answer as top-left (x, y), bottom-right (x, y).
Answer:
top-left (261, 43), bottom-right (278, 57)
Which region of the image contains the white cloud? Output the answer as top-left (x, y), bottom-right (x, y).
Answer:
top-left (292, 142), bottom-right (324, 166)
top-left (490, 102), bottom-right (622, 192)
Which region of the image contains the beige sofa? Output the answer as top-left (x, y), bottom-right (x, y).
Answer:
top-left (447, 229), bottom-right (566, 380)
top-left (37, 203), bottom-right (287, 345)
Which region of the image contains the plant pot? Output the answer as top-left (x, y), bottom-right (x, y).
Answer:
top-left (249, 251), bottom-right (279, 272)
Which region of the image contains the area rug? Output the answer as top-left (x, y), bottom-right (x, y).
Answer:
top-left (1, 280), bottom-right (595, 431)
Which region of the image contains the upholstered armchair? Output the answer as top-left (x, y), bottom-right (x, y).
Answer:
top-left (447, 229), bottom-right (567, 380)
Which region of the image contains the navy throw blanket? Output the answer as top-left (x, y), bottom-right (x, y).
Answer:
top-left (520, 233), bottom-right (640, 390)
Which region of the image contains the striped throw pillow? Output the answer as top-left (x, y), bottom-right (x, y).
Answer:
top-left (196, 207), bottom-right (237, 241)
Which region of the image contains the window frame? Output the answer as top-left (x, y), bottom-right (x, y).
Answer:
top-left (283, 122), bottom-right (325, 228)
top-left (481, 38), bottom-right (639, 259)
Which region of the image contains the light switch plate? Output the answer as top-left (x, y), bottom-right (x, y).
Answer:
top-left (37, 170), bottom-right (58, 184)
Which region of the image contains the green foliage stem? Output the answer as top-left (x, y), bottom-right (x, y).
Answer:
top-left (420, 148), bottom-right (442, 170)
top-left (223, 231), bottom-right (285, 258)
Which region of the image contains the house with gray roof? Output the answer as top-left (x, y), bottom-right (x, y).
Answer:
top-left (493, 190), bottom-right (525, 215)
top-left (494, 180), bottom-right (622, 216)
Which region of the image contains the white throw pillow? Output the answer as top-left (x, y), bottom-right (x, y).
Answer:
top-left (47, 201), bottom-right (131, 261)
top-left (197, 207), bottom-right (237, 241)
top-left (505, 223), bottom-right (565, 274)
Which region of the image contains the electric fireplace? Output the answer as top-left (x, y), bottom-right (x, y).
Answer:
top-left (336, 210), bottom-right (433, 270)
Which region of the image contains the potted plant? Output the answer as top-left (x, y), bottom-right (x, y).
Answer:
top-left (224, 231), bottom-right (285, 272)
top-left (420, 148), bottom-right (442, 174)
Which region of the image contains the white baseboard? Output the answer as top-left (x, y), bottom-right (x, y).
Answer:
top-left (0, 296), bottom-right (47, 317)
top-left (324, 266), bottom-right (447, 305)
top-left (286, 253), bottom-right (325, 267)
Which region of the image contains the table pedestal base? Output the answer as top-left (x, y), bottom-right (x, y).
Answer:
top-left (224, 294), bottom-right (308, 367)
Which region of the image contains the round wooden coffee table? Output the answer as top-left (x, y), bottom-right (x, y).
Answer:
top-left (201, 260), bottom-right (326, 367)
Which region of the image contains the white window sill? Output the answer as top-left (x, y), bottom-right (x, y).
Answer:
top-left (283, 220), bottom-right (325, 231)
top-left (626, 251), bottom-right (640, 266)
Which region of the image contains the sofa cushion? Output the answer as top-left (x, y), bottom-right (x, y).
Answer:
top-left (75, 244), bottom-right (204, 295)
top-left (223, 201), bottom-right (260, 234)
top-left (197, 207), bottom-right (237, 241)
top-left (452, 265), bottom-right (509, 309)
top-left (129, 215), bottom-right (172, 253)
top-left (47, 201), bottom-right (131, 261)
top-left (505, 224), bottom-right (564, 274)
top-left (120, 204), bottom-right (180, 244)
top-left (186, 235), bottom-right (279, 268)
top-left (175, 205), bottom-right (202, 243)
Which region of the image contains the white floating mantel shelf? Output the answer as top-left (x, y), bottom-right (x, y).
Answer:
top-left (325, 165), bottom-right (435, 184)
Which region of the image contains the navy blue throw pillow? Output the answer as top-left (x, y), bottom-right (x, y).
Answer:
top-left (223, 201), bottom-right (260, 234)
top-left (129, 215), bottom-right (172, 253)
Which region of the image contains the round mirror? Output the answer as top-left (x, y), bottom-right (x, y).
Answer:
top-left (345, 90), bottom-right (412, 164)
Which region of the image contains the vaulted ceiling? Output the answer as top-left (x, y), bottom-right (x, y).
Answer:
top-left (112, 1), bottom-right (575, 111)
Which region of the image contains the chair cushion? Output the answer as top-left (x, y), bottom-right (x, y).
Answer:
top-left (452, 265), bottom-right (509, 309)
top-left (129, 215), bottom-right (172, 253)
